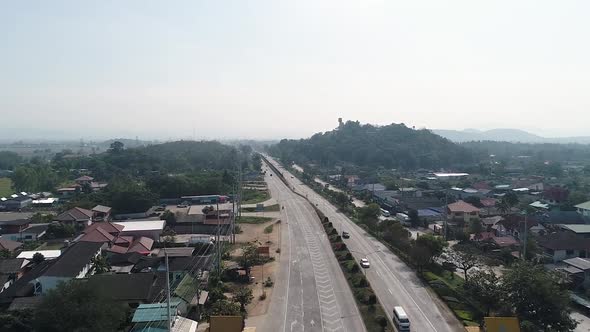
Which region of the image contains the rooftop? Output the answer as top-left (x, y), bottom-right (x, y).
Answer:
top-left (84, 222), bottom-right (124, 234)
top-left (114, 220), bottom-right (166, 232)
top-left (560, 224), bottom-right (590, 234)
top-left (86, 272), bottom-right (163, 302)
top-left (43, 242), bottom-right (104, 277)
top-left (0, 258), bottom-right (27, 274)
top-left (563, 257), bottom-right (590, 271)
top-left (447, 200), bottom-right (480, 213)
top-left (17, 250), bottom-right (62, 260)
top-left (56, 207), bottom-right (93, 222)
top-left (0, 238), bottom-right (22, 251)
top-left (575, 201), bottom-right (590, 210)
top-left (92, 205), bottom-right (112, 213)
top-left (132, 301), bottom-right (181, 323)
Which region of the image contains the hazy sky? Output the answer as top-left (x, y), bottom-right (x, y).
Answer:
top-left (2, 1), bottom-right (590, 140)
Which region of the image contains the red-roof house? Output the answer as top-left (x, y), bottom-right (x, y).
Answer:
top-left (83, 222), bottom-right (123, 236)
top-left (78, 227), bottom-right (115, 244)
top-left (447, 200), bottom-right (480, 223)
top-left (56, 207), bottom-right (93, 228)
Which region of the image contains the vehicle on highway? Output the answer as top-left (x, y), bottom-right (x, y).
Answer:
top-left (154, 206), bottom-right (165, 212)
top-left (360, 258), bottom-right (370, 268)
top-left (177, 201), bottom-right (189, 208)
top-left (342, 231), bottom-right (350, 239)
top-left (380, 208), bottom-right (391, 217)
top-left (393, 306), bottom-right (410, 331)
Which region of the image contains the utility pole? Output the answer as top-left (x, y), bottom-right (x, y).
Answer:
top-left (523, 211), bottom-right (528, 260)
top-left (216, 201), bottom-right (221, 276)
top-left (165, 251), bottom-right (172, 331)
top-left (443, 189), bottom-right (448, 240)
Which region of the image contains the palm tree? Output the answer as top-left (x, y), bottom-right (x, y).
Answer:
top-left (91, 255), bottom-right (110, 274)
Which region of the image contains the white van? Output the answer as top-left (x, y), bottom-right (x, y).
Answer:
top-left (380, 208), bottom-right (391, 217)
top-left (393, 306), bottom-right (410, 331)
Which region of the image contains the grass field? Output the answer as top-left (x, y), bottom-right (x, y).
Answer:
top-left (242, 189), bottom-right (270, 204)
top-left (241, 204), bottom-right (280, 213)
top-left (236, 216), bottom-right (273, 224)
top-left (0, 178), bottom-right (13, 197)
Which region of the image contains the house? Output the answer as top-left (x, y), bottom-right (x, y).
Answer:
top-left (417, 208), bottom-right (443, 222)
top-left (2, 223), bottom-right (48, 242)
top-left (86, 272), bottom-right (165, 307)
top-left (0, 258), bottom-right (29, 293)
top-left (0, 238), bottom-right (22, 252)
top-left (560, 257), bottom-right (590, 288)
top-left (56, 207), bottom-right (93, 228)
top-left (446, 200), bottom-right (480, 223)
top-left (0, 220), bottom-right (48, 242)
top-left (559, 224), bottom-right (590, 238)
top-left (114, 220), bottom-right (166, 240)
top-left (544, 186), bottom-right (569, 205)
top-left (538, 232), bottom-right (590, 263)
top-left (17, 250), bottom-right (62, 260)
top-left (160, 255), bottom-right (212, 282)
top-left (91, 205), bottom-right (112, 221)
top-left (352, 183), bottom-right (386, 193)
top-left (575, 201), bottom-right (590, 218)
top-left (0, 259), bottom-right (54, 306)
top-left (0, 195), bottom-right (32, 211)
top-left (156, 247), bottom-right (195, 258)
top-left (0, 219), bottom-right (31, 234)
top-left (35, 241), bottom-right (105, 293)
top-left (108, 252), bottom-right (143, 273)
top-left (130, 300), bottom-right (184, 332)
top-left (56, 187), bottom-right (79, 198)
top-left (78, 227), bottom-right (116, 244)
top-left (83, 221), bottom-right (124, 235)
top-left (75, 175), bottom-right (94, 186)
top-left (31, 197), bottom-right (59, 208)
top-left (344, 175), bottom-right (360, 188)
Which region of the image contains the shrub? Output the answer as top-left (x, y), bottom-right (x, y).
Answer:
top-left (344, 260), bottom-right (360, 273)
top-left (263, 277), bottom-right (274, 287)
top-left (349, 274), bottom-right (368, 288)
top-left (259, 292), bottom-right (267, 300)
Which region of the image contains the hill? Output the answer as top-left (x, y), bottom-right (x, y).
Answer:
top-left (433, 128), bottom-right (590, 144)
top-left (269, 121), bottom-right (474, 170)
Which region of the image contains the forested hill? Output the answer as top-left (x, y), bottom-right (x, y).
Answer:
top-left (268, 121), bottom-right (475, 169)
top-left (52, 140), bottom-right (247, 180)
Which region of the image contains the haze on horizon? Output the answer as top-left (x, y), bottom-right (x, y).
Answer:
top-left (1, 0), bottom-right (590, 141)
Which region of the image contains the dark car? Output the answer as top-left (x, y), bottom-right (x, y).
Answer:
top-left (342, 231), bottom-right (350, 239)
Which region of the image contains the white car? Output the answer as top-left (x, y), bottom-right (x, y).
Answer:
top-left (360, 258), bottom-right (370, 268)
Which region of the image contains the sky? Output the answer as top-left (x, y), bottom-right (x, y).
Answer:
top-left (1, 0), bottom-right (590, 140)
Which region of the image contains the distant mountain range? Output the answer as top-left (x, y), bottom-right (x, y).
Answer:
top-left (432, 129), bottom-right (590, 144)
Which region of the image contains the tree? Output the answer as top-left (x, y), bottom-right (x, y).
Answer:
top-left (443, 246), bottom-right (480, 282)
top-left (108, 141), bottom-right (125, 153)
top-left (410, 243), bottom-right (431, 272)
top-left (464, 269), bottom-right (502, 316)
top-left (469, 218), bottom-right (483, 238)
top-left (91, 255), bottom-right (110, 274)
top-left (0, 249), bottom-right (12, 259)
top-left (464, 196), bottom-right (483, 208)
top-left (160, 210), bottom-right (177, 225)
top-left (408, 209), bottom-right (420, 228)
top-left (45, 223), bottom-right (76, 239)
top-left (0, 311), bottom-right (33, 332)
top-left (357, 203), bottom-right (381, 230)
top-left (502, 262), bottom-right (577, 331)
top-left (238, 243), bottom-right (260, 270)
top-left (34, 280), bottom-right (128, 332)
top-left (233, 287), bottom-right (253, 313)
top-left (32, 253), bottom-right (45, 264)
top-left (497, 199), bottom-right (511, 214)
top-left (415, 234), bottom-right (447, 262)
top-left (207, 300), bottom-right (242, 319)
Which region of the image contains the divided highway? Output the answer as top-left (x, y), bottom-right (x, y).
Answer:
top-left (252, 161), bottom-right (366, 332)
top-left (265, 156), bottom-right (464, 332)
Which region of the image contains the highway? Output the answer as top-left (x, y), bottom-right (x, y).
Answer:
top-left (266, 156), bottom-right (464, 332)
top-left (252, 161), bottom-right (366, 332)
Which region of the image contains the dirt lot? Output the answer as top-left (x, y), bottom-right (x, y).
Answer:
top-left (231, 215), bottom-right (282, 317)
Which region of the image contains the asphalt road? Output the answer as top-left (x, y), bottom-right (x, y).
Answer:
top-left (266, 156), bottom-right (464, 332)
top-left (251, 162), bottom-right (366, 332)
